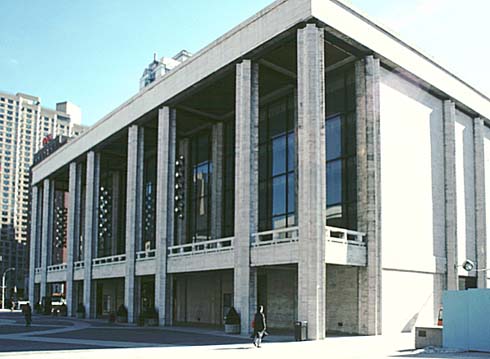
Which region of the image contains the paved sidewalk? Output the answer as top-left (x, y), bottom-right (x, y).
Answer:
top-left (0, 312), bottom-right (489, 359)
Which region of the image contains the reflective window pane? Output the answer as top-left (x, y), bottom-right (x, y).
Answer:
top-left (272, 135), bottom-right (286, 176)
top-left (272, 175), bottom-right (286, 216)
top-left (288, 131), bottom-right (295, 170)
top-left (272, 215), bottom-right (287, 230)
top-left (288, 173), bottom-right (295, 213)
top-left (326, 116), bottom-right (341, 161)
top-left (326, 160), bottom-right (342, 205)
top-left (194, 162), bottom-right (209, 198)
top-left (258, 95), bottom-right (296, 231)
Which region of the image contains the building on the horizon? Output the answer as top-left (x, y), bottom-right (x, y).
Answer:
top-left (29, 0), bottom-right (490, 340)
top-left (139, 50), bottom-right (192, 90)
top-left (0, 91), bottom-right (87, 299)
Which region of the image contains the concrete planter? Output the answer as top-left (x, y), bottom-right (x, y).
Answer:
top-left (225, 324), bottom-right (240, 334)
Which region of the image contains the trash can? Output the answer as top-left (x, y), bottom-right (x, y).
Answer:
top-left (294, 321), bottom-right (308, 341)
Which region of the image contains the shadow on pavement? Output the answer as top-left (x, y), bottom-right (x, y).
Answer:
top-left (0, 311), bottom-right (291, 353)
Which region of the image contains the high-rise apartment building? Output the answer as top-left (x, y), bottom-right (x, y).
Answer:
top-left (139, 50), bottom-right (192, 90)
top-left (0, 91), bottom-right (86, 298)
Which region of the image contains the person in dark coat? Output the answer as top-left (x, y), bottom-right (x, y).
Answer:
top-left (252, 305), bottom-right (267, 348)
top-left (22, 304), bottom-right (32, 327)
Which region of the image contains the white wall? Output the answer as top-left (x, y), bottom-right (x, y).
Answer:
top-left (379, 67), bottom-right (445, 273)
top-left (379, 68), bottom-right (446, 334)
top-left (484, 126), bottom-right (490, 286)
top-left (382, 270), bottom-right (443, 333)
top-left (454, 110), bottom-right (476, 277)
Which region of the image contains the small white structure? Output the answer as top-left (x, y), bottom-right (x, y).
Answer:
top-left (443, 289), bottom-right (490, 352)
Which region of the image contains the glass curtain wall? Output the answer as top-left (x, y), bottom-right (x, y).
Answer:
top-left (142, 154), bottom-right (156, 250)
top-left (325, 67), bottom-right (357, 229)
top-left (97, 172), bottom-right (113, 258)
top-left (188, 130), bottom-right (212, 242)
top-left (52, 190), bottom-right (67, 264)
top-left (222, 119), bottom-right (235, 237)
top-left (258, 95), bottom-right (296, 232)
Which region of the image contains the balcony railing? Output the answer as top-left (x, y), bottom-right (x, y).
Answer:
top-left (47, 263), bottom-right (67, 272)
top-left (35, 267), bottom-right (42, 274)
top-left (168, 237), bottom-right (234, 257)
top-left (325, 226), bottom-right (366, 246)
top-left (92, 254), bottom-right (126, 266)
top-left (74, 261), bottom-right (85, 269)
top-left (136, 249), bottom-right (156, 260)
top-left (252, 226), bottom-right (299, 247)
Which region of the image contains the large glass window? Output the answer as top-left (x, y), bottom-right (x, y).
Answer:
top-left (188, 131), bottom-right (212, 242)
top-left (325, 67), bottom-right (357, 229)
top-left (143, 154), bottom-right (156, 250)
top-left (258, 96), bottom-right (295, 231)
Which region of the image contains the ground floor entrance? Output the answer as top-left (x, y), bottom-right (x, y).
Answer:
top-left (94, 278), bottom-right (124, 319)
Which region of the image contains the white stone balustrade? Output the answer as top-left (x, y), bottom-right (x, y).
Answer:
top-left (325, 226), bottom-right (366, 246)
top-left (168, 237), bottom-right (234, 257)
top-left (252, 226), bottom-right (299, 247)
top-left (136, 249), bottom-right (156, 260)
top-left (92, 254), bottom-right (126, 266)
top-left (47, 263), bottom-right (67, 272)
top-left (325, 226), bottom-right (367, 266)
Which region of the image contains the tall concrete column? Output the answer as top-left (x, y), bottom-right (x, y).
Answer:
top-left (155, 107), bottom-right (176, 325)
top-left (75, 163), bottom-right (83, 262)
top-left (443, 100), bottom-right (458, 290)
top-left (28, 185), bottom-right (40, 307)
top-left (40, 179), bottom-right (53, 301)
top-left (356, 56), bottom-right (382, 335)
top-left (125, 125), bottom-right (145, 323)
top-left (66, 162), bottom-right (80, 316)
top-left (234, 59), bottom-right (259, 335)
top-left (211, 123), bottom-right (224, 239)
top-left (297, 23), bottom-right (326, 340)
top-left (84, 151), bottom-right (100, 318)
top-left (473, 117), bottom-right (487, 288)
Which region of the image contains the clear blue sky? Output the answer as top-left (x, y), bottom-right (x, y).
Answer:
top-left (1, 0), bottom-right (489, 126)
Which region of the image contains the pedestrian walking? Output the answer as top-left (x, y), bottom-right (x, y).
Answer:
top-left (252, 305), bottom-right (267, 348)
top-left (22, 303), bottom-right (32, 327)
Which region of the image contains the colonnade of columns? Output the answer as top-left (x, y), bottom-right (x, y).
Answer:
top-left (28, 24), bottom-right (389, 339)
top-left (27, 24), bottom-right (360, 339)
top-left (28, 111), bottom-right (177, 321)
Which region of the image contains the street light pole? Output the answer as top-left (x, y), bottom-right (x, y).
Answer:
top-left (1, 267), bottom-right (15, 310)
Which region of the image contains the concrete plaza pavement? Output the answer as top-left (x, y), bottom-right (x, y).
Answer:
top-left (0, 311), bottom-right (489, 359)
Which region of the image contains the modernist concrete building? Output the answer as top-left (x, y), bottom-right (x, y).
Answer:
top-left (29, 0), bottom-right (490, 339)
